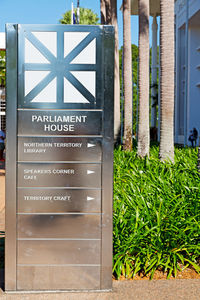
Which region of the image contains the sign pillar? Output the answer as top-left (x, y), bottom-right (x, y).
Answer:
top-left (6, 24), bottom-right (114, 291)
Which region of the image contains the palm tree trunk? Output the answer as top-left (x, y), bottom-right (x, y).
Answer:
top-left (123, 0), bottom-right (132, 150)
top-left (159, 0), bottom-right (174, 162)
top-left (105, 0), bottom-right (112, 24)
top-left (137, 0), bottom-right (150, 157)
top-left (100, 0), bottom-right (112, 24)
top-left (100, 0), bottom-right (106, 24)
top-left (100, 0), bottom-right (120, 143)
top-left (111, 0), bottom-right (120, 143)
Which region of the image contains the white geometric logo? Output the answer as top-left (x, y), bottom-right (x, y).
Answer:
top-left (24, 31), bottom-right (96, 104)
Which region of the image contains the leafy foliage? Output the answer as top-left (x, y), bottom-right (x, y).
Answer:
top-left (0, 50), bottom-right (6, 87)
top-left (113, 146), bottom-right (200, 279)
top-left (59, 7), bottom-right (99, 25)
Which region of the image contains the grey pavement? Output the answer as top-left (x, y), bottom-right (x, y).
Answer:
top-left (0, 279), bottom-right (200, 300)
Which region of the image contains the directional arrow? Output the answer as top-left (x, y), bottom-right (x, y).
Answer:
top-left (87, 143), bottom-right (95, 148)
top-left (87, 170), bottom-right (95, 175)
top-left (87, 196), bottom-right (94, 201)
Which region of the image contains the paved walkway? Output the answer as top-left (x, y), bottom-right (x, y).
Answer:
top-left (0, 168), bottom-right (200, 299)
top-left (0, 279), bottom-right (200, 300)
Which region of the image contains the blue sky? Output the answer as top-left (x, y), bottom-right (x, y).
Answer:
top-left (0, 0), bottom-right (157, 48)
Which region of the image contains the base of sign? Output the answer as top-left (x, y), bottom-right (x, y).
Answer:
top-left (6, 289), bottom-right (112, 293)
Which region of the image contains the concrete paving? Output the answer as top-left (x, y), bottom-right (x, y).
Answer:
top-left (0, 279), bottom-right (200, 300)
top-left (0, 168), bottom-right (200, 299)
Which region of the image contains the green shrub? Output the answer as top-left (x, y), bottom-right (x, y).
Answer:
top-left (113, 146), bottom-right (200, 279)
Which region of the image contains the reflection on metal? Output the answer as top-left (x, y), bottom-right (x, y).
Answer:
top-left (17, 266), bottom-right (101, 290)
top-left (18, 110), bottom-right (102, 136)
top-left (5, 23), bottom-right (18, 291)
top-left (18, 137), bottom-right (102, 162)
top-left (6, 24), bottom-right (114, 291)
top-left (18, 240), bottom-right (101, 264)
top-left (17, 214), bottom-right (101, 239)
top-left (23, 29), bottom-right (96, 103)
top-left (18, 189), bottom-right (101, 213)
top-left (18, 25), bottom-right (103, 109)
top-left (18, 163), bottom-right (102, 188)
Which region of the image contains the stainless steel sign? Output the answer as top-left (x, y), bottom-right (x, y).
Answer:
top-left (18, 163), bottom-right (101, 188)
top-left (18, 137), bottom-right (102, 161)
top-left (6, 24), bottom-right (114, 291)
top-left (18, 189), bottom-right (101, 213)
top-left (18, 110), bottom-right (102, 136)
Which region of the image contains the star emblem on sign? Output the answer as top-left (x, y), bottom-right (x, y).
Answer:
top-left (23, 30), bottom-right (97, 104)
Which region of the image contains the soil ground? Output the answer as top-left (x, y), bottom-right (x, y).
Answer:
top-left (0, 163), bottom-right (200, 299)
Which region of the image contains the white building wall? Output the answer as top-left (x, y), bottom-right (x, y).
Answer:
top-left (175, 0), bottom-right (200, 28)
top-left (175, 0), bottom-right (200, 145)
top-left (0, 32), bottom-right (5, 50)
top-left (175, 26), bottom-right (186, 144)
top-left (188, 26), bottom-right (200, 137)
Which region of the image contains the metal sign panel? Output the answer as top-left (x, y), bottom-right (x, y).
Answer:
top-left (18, 189), bottom-right (101, 213)
top-left (18, 163), bottom-right (101, 188)
top-left (6, 24), bottom-right (114, 291)
top-left (18, 110), bottom-right (103, 136)
top-left (18, 137), bottom-right (102, 162)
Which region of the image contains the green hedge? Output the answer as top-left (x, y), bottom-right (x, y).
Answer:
top-left (113, 146), bottom-right (200, 279)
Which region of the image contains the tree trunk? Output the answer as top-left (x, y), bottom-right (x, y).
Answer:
top-left (101, 0), bottom-right (112, 25)
top-left (111, 0), bottom-right (121, 143)
top-left (101, 0), bottom-right (121, 143)
top-left (123, 0), bottom-right (132, 151)
top-left (100, 0), bottom-right (106, 24)
top-left (105, 0), bottom-right (112, 25)
top-left (159, 0), bottom-right (174, 162)
top-left (137, 0), bottom-right (150, 157)
top-left (151, 16), bottom-right (158, 129)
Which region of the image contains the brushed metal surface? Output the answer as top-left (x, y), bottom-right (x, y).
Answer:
top-left (101, 26), bottom-right (114, 289)
top-left (18, 110), bottom-right (102, 136)
top-left (17, 214), bottom-right (101, 239)
top-left (18, 163), bottom-right (101, 188)
top-left (17, 266), bottom-right (100, 290)
top-left (18, 240), bottom-right (100, 265)
top-left (5, 23), bottom-right (18, 291)
top-left (6, 24), bottom-right (114, 292)
top-left (18, 137), bottom-right (102, 162)
top-left (18, 189), bottom-right (101, 213)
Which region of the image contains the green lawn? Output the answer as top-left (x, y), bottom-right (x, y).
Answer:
top-left (113, 146), bottom-right (200, 279)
